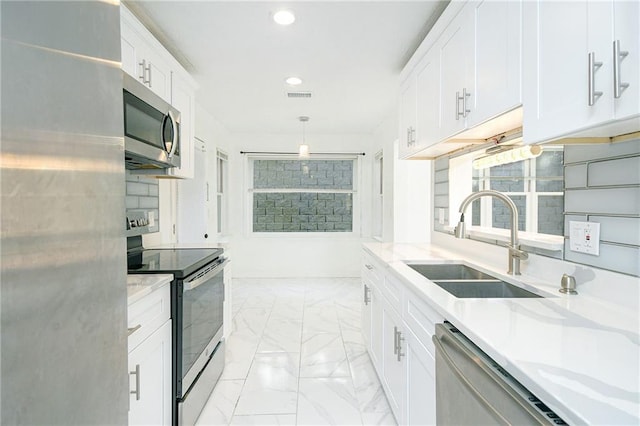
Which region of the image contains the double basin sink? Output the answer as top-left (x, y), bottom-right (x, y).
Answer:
top-left (406, 263), bottom-right (542, 299)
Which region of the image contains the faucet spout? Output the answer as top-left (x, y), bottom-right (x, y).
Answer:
top-left (454, 190), bottom-right (527, 275)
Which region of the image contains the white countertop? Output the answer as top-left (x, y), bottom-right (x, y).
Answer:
top-left (363, 242), bottom-right (640, 425)
top-left (127, 274), bottom-right (173, 305)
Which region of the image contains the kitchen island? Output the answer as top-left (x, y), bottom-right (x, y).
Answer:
top-left (363, 242), bottom-right (640, 425)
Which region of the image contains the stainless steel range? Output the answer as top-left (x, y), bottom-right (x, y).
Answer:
top-left (127, 236), bottom-right (227, 425)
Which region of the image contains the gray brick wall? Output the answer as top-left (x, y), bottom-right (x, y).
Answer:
top-left (253, 192), bottom-right (353, 232)
top-left (254, 160), bottom-right (353, 190)
top-left (252, 159), bottom-right (354, 232)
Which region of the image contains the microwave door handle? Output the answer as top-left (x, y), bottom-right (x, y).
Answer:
top-left (183, 258), bottom-right (229, 292)
top-left (165, 111), bottom-right (178, 158)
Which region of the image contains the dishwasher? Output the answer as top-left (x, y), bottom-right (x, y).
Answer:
top-left (432, 322), bottom-right (568, 425)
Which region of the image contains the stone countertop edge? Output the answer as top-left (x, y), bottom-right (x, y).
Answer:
top-left (362, 242), bottom-right (640, 426)
top-left (127, 274), bottom-right (173, 305)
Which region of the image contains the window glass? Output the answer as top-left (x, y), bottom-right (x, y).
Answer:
top-left (251, 158), bottom-right (355, 233)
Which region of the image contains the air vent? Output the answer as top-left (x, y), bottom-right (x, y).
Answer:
top-left (287, 91), bottom-right (312, 98)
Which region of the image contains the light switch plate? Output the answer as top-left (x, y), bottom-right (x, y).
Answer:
top-left (569, 221), bottom-right (600, 255)
top-left (148, 211), bottom-right (155, 227)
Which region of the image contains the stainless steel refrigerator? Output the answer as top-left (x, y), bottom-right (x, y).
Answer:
top-left (1, 2), bottom-right (128, 423)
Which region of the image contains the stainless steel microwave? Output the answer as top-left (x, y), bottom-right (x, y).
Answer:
top-left (123, 72), bottom-right (181, 171)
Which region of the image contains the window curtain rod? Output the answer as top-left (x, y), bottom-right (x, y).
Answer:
top-left (240, 151), bottom-right (365, 156)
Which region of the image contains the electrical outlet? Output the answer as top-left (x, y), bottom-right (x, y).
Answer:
top-left (569, 221), bottom-right (600, 256)
top-left (148, 211), bottom-right (155, 227)
top-left (439, 208), bottom-right (445, 225)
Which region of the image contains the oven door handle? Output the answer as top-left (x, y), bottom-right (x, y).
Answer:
top-left (183, 258), bottom-right (229, 291)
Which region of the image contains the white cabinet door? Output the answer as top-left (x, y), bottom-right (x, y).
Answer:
top-left (369, 282), bottom-right (383, 371)
top-left (405, 329), bottom-right (436, 426)
top-left (361, 279), bottom-right (372, 349)
top-left (128, 320), bottom-right (172, 426)
top-left (415, 48), bottom-right (441, 152)
top-left (381, 300), bottom-right (404, 424)
top-left (169, 71), bottom-right (196, 179)
top-left (468, 0), bottom-right (522, 128)
top-left (522, 1), bottom-right (640, 143)
top-left (398, 76), bottom-right (418, 159)
top-left (612, 0), bottom-right (640, 120)
top-left (120, 5), bottom-right (172, 103)
top-left (439, 6), bottom-right (474, 140)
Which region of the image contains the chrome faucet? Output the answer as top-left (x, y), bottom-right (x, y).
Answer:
top-left (454, 190), bottom-right (528, 275)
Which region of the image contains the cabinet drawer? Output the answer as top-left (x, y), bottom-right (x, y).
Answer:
top-left (380, 273), bottom-right (404, 313)
top-left (128, 282), bottom-right (171, 351)
top-left (362, 252), bottom-right (383, 286)
top-left (403, 289), bottom-right (444, 355)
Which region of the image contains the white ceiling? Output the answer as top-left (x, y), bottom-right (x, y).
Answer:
top-left (125, 1), bottom-right (448, 135)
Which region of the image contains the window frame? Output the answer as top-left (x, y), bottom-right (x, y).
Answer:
top-left (473, 146), bottom-right (564, 235)
top-left (244, 153), bottom-right (361, 237)
top-left (216, 149), bottom-right (229, 236)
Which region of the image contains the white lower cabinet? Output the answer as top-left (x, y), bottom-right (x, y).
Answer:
top-left (362, 250), bottom-right (443, 425)
top-left (405, 328), bottom-right (437, 426)
top-left (128, 282), bottom-right (172, 426)
top-left (128, 320), bottom-right (172, 426)
top-left (381, 300), bottom-right (405, 423)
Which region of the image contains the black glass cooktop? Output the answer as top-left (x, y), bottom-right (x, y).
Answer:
top-left (127, 248), bottom-right (223, 279)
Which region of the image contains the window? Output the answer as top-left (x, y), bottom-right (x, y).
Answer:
top-left (216, 150), bottom-right (228, 235)
top-left (471, 148), bottom-right (564, 236)
top-left (249, 157), bottom-right (357, 233)
top-left (373, 150), bottom-right (383, 239)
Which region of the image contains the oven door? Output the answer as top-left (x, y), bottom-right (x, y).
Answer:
top-left (177, 257), bottom-right (228, 397)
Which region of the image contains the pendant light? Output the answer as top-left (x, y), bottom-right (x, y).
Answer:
top-left (298, 116), bottom-right (310, 158)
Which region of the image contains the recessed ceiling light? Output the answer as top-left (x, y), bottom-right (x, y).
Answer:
top-left (273, 10), bottom-right (295, 26)
top-left (285, 77), bottom-right (302, 86)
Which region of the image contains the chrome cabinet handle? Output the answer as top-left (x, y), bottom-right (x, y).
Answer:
top-left (127, 324), bottom-right (142, 336)
top-left (363, 284), bottom-right (371, 305)
top-left (406, 127), bottom-right (411, 147)
top-left (365, 264), bottom-right (373, 270)
top-left (613, 40), bottom-right (629, 98)
top-left (588, 52), bottom-right (603, 106)
top-left (130, 364), bottom-right (141, 401)
top-left (456, 90), bottom-right (471, 120)
top-left (393, 326), bottom-right (399, 355)
top-left (410, 127), bottom-right (416, 146)
top-left (462, 88), bottom-right (471, 118)
top-left (138, 60), bottom-right (151, 86)
top-left (396, 328), bottom-right (405, 361)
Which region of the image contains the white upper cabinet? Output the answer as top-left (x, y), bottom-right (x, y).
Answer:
top-left (169, 72), bottom-right (196, 179)
top-left (120, 4), bottom-right (198, 179)
top-left (398, 0), bottom-right (524, 159)
top-left (120, 6), bottom-right (172, 103)
top-left (523, 0), bottom-right (640, 144)
top-left (398, 75), bottom-right (418, 159)
top-left (438, 5), bottom-right (474, 141)
top-left (468, 0), bottom-right (522, 128)
top-left (612, 0), bottom-right (640, 121)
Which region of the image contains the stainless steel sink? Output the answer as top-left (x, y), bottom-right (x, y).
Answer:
top-left (405, 262), bottom-right (544, 298)
top-left (405, 263), bottom-right (496, 281)
top-left (432, 280), bottom-right (542, 298)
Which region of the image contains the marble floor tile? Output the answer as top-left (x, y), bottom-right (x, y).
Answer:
top-left (257, 318), bottom-right (302, 354)
top-left (221, 332), bottom-right (260, 380)
top-left (349, 352), bottom-right (392, 414)
top-left (234, 352), bottom-right (299, 415)
top-left (361, 411), bottom-right (398, 426)
top-left (300, 332), bottom-right (350, 378)
top-left (204, 277), bottom-right (392, 425)
top-left (302, 306), bottom-right (340, 335)
top-left (230, 414), bottom-right (297, 425)
top-left (196, 379), bottom-right (244, 426)
top-left (232, 308), bottom-right (270, 337)
top-left (297, 378), bottom-right (362, 426)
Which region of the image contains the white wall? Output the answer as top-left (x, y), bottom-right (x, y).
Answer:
top-left (226, 132), bottom-right (374, 278)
